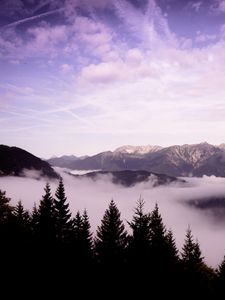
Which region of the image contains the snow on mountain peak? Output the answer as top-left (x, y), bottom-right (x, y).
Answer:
top-left (114, 145), bottom-right (162, 155)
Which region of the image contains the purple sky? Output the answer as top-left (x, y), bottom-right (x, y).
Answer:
top-left (1, 0), bottom-right (225, 158)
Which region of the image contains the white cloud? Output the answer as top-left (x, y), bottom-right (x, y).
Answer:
top-left (1, 171), bottom-right (225, 267)
top-left (79, 62), bottom-right (122, 84)
top-left (60, 63), bottom-right (72, 73)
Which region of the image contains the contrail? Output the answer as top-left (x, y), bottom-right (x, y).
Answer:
top-left (2, 8), bottom-right (64, 29)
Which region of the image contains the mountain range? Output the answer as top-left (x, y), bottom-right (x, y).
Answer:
top-left (48, 142), bottom-right (225, 177)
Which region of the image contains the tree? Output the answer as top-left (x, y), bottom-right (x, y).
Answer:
top-left (149, 203), bottom-right (170, 272)
top-left (54, 178), bottom-right (72, 243)
top-left (0, 189), bottom-right (14, 225)
top-left (165, 229), bottom-right (179, 263)
top-left (181, 227), bottom-right (207, 296)
top-left (181, 227), bottom-right (203, 268)
top-left (95, 200), bottom-right (127, 266)
top-left (128, 197), bottom-right (151, 266)
top-left (37, 183), bottom-right (56, 244)
top-left (13, 200), bottom-right (31, 241)
top-left (81, 209), bottom-right (93, 261)
top-left (0, 189), bottom-right (14, 249)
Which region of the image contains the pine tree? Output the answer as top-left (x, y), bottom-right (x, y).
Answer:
top-left (149, 203), bottom-right (168, 268)
top-left (95, 200), bottom-right (127, 266)
top-left (0, 189), bottom-right (14, 248)
top-left (13, 200), bottom-right (30, 240)
top-left (54, 178), bottom-right (72, 242)
top-left (72, 211), bottom-right (83, 245)
top-left (37, 183), bottom-right (56, 244)
top-left (181, 227), bottom-right (203, 268)
top-left (0, 189), bottom-right (14, 224)
top-left (31, 203), bottom-right (39, 230)
top-left (166, 229), bottom-right (179, 262)
top-left (14, 200), bottom-right (30, 225)
top-left (128, 198), bottom-right (151, 265)
top-left (81, 209), bottom-right (93, 260)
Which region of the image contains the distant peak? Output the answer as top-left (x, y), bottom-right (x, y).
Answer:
top-left (114, 145), bottom-right (162, 154)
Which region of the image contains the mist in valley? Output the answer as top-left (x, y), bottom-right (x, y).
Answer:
top-left (1, 168), bottom-right (225, 268)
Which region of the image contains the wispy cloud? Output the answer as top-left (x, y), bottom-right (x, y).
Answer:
top-left (2, 8), bottom-right (64, 29)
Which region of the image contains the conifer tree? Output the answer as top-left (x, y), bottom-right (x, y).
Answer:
top-left (166, 229), bottom-right (179, 261)
top-left (54, 178), bottom-right (72, 242)
top-left (31, 203), bottom-right (39, 229)
top-left (0, 189), bottom-right (14, 224)
top-left (181, 227), bottom-right (203, 268)
top-left (72, 211), bottom-right (83, 245)
top-left (149, 203), bottom-right (168, 269)
top-left (81, 209), bottom-right (93, 260)
top-left (95, 200), bottom-right (127, 266)
top-left (13, 200), bottom-right (30, 240)
top-left (14, 200), bottom-right (30, 225)
top-left (0, 190), bottom-right (14, 248)
top-left (128, 198), bottom-right (151, 265)
top-left (37, 183), bottom-right (56, 243)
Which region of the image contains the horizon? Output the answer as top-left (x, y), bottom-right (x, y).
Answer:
top-left (1, 1), bottom-right (225, 158)
top-left (2, 140), bottom-right (225, 159)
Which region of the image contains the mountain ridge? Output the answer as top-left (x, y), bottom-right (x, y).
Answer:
top-left (47, 142), bottom-right (225, 177)
top-left (0, 145), bottom-right (59, 179)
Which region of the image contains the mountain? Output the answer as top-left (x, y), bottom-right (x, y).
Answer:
top-left (0, 145), bottom-right (58, 178)
top-left (48, 142), bottom-right (225, 177)
top-left (72, 170), bottom-right (183, 187)
top-left (114, 145), bottom-right (162, 155)
top-left (48, 155), bottom-right (81, 168)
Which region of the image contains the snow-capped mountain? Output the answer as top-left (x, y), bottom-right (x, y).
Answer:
top-left (114, 145), bottom-right (162, 155)
top-left (47, 142), bottom-right (225, 177)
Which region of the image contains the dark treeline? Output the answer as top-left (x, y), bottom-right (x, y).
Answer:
top-left (0, 178), bottom-right (225, 296)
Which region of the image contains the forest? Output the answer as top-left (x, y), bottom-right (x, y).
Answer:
top-left (0, 178), bottom-right (225, 296)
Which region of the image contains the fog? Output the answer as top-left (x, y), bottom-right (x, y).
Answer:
top-left (1, 168), bottom-right (225, 268)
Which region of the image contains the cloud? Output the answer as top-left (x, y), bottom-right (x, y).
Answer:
top-left (79, 62), bottom-right (122, 84)
top-left (191, 1), bottom-right (202, 12)
top-left (1, 170), bottom-right (225, 267)
top-left (3, 9), bottom-right (64, 28)
top-left (210, 0), bottom-right (225, 14)
top-left (60, 63), bottom-right (72, 73)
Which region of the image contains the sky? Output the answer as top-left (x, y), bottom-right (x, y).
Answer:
top-left (1, 0), bottom-right (225, 158)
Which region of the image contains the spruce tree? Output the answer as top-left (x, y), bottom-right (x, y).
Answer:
top-left (37, 183), bottom-right (56, 244)
top-left (13, 200), bottom-right (30, 241)
top-left (95, 200), bottom-right (127, 266)
top-left (0, 189), bottom-right (14, 224)
top-left (54, 178), bottom-right (72, 243)
top-left (149, 203), bottom-right (168, 269)
top-left (181, 227), bottom-right (203, 268)
top-left (181, 227), bottom-right (211, 296)
top-left (81, 209), bottom-right (93, 260)
top-left (128, 198), bottom-right (151, 266)
top-left (0, 190), bottom-right (14, 249)
top-left (166, 229), bottom-right (179, 262)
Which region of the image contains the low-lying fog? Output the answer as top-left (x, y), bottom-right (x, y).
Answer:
top-left (1, 167), bottom-right (225, 268)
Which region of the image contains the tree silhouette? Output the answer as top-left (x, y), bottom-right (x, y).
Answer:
top-left (13, 200), bottom-right (31, 241)
top-left (0, 189), bottom-right (14, 225)
top-left (150, 203), bottom-right (168, 261)
top-left (81, 209), bottom-right (93, 261)
top-left (181, 227), bottom-right (203, 268)
top-left (95, 200), bottom-right (127, 266)
top-left (54, 178), bottom-right (72, 243)
top-left (37, 183), bottom-right (56, 244)
top-left (128, 198), bottom-right (151, 266)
